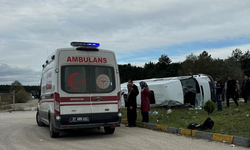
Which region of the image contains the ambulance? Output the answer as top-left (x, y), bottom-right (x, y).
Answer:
top-left (36, 42), bottom-right (122, 138)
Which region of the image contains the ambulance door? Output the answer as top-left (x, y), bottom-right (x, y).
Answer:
top-left (59, 50), bottom-right (92, 124)
top-left (88, 51), bottom-right (119, 122)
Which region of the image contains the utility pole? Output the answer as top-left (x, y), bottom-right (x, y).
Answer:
top-left (13, 90), bottom-right (15, 111)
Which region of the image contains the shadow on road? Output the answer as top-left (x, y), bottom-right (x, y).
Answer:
top-left (36, 126), bottom-right (121, 140)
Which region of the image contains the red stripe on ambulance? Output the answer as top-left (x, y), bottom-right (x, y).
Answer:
top-left (60, 102), bottom-right (118, 106)
top-left (59, 96), bottom-right (118, 102)
top-left (60, 97), bottom-right (91, 102)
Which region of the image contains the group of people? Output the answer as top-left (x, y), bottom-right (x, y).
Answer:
top-left (125, 79), bottom-right (151, 127)
top-left (215, 75), bottom-right (250, 111)
top-left (125, 75), bottom-right (250, 126)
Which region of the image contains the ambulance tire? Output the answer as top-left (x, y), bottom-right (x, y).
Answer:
top-left (104, 127), bottom-right (115, 134)
top-left (36, 112), bottom-right (45, 126)
top-left (49, 116), bottom-right (60, 138)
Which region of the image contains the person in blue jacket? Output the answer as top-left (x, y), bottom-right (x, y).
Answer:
top-left (215, 77), bottom-right (224, 111)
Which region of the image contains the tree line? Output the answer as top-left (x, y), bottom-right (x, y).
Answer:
top-left (119, 49), bottom-right (250, 84)
top-left (0, 81), bottom-right (38, 103)
top-left (0, 84), bottom-right (39, 94)
top-left (0, 48), bottom-right (249, 94)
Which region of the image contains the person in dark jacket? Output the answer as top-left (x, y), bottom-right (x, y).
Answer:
top-left (241, 76), bottom-right (250, 103)
top-left (215, 77), bottom-right (224, 111)
top-left (225, 76), bottom-right (239, 107)
top-left (128, 79), bottom-right (139, 96)
top-left (126, 83), bottom-right (137, 127)
top-left (128, 79), bottom-right (139, 121)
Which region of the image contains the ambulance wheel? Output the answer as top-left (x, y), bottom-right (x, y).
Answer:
top-left (49, 117), bottom-right (60, 138)
top-left (104, 127), bottom-right (115, 134)
top-left (36, 112), bottom-right (45, 126)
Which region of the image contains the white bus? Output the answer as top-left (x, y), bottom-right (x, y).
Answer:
top-left (121, 74), bottom-right (215, 109)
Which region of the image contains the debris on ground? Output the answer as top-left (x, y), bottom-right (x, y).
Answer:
top-left (167, 109), bottom-right (172, 114)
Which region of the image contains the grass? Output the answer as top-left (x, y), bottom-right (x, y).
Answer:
top-left (0, 102), bottom-right (12, 111)
top-left (122, 101), bottom-right (250, 139)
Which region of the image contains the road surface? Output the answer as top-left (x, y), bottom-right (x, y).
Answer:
top-left (0, 111), bottom-right (247, 150)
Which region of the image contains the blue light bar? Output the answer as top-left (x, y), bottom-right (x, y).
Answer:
top-left (70, 42), bottom-right (100, 48)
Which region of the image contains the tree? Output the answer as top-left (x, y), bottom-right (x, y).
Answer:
top-left (194, 51), bottom-right (213, 75)
top-left (211, 58), bottom-right (226, 80)
top-left (0, 85), bottom-right (11, 93)
top-left (186, 53), bottom-right (198, 63)
top-left (156, 54), bottom-right (170, 77)
top-left (198, 51), bottom-right (212, 60)
top-left (164, 63), bottom-right (181, 77)
top-left (118, 64), bottom-right (146, 83)
top-left (231, 48), bottom-right (243, 62)
top-left (10, 81), bottom-right (24, 93)
top-left (10, 80), bottom-right (30, 103)
top-left (223, 57), bottom-right (244, 81)
top-left (231, 49), bottom-right (250, 77)
top-left (15, 89), bottom-right (30, 103)
top-left (178, 50), bottom-right (244, 81)
top-left (178, 53), bottom-right (202, 76)
top-left (241, 51), bottom-right (250, 76)
top-left (117, 49), bottom-right (247, 84)
top-left (204, 100), bottom-right (216, 115)
top-left (144, 61), bottom-right (158, 78)
top-left (158, 54), bottom-right (172, 65)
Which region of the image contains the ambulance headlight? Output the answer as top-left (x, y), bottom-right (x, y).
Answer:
top-left (118, 113), bottom-right (122, 117)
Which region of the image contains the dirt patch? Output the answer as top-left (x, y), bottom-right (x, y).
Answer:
top-left (0, 99), bottom-right (38, 111)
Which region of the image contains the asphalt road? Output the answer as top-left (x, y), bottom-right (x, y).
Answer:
top-left (0, 111), bottom-right (248, 150)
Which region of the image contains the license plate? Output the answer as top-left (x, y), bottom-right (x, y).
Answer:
top-left (70, 117), bottom-right (89, 122)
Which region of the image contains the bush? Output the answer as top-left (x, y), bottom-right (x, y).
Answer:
top-left (203, 100), bottom-right (216, 115)
top-left (15, 89), bottom-right (30, 103)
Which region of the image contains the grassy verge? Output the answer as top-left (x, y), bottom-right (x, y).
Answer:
top-left (122, 101), bottom-right (250, 139)
top-left (0, 102), bottom-right (12, 111)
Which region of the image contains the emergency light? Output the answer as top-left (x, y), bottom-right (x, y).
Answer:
top-left (70, 42), bottom-right (100, 48)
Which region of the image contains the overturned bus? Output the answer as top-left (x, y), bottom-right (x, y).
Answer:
top-left (121, 74), bottom-right (215, 109)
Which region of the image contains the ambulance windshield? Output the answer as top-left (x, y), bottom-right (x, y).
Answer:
top-left (61, 65), bottom-right (115, 93)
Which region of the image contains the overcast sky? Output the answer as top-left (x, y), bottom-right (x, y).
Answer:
top-left (1, 0), bottom-right (250, 85)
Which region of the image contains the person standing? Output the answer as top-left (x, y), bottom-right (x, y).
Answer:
top-left (128, 79), bottom-right (139, 121)
top-left (241, 76), bottom-right (250, 103)
top-left (139, 81), bottom-right (151, 123)
top-left (222, 86), bottom-right (225, 103)
top-left (126, 83), bottom-right (137, 127)
top-left (235, 80), bottom-right (240, 101)
top-left (128, 79), bottom-right (139, 96)
top-left (215, 77), bottom-right (224, 111)
top-left (225, 76), bottom-right (239, 107)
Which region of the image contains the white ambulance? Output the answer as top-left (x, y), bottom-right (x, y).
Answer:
top-left (36, 42), bottom-right (122, 138)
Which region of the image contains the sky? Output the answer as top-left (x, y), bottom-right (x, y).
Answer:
top-left (0, 0), bottom-right (250, 85)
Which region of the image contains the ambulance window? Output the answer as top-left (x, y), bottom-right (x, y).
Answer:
top-left (61, 66), bottom-right (87, 93)
top-left (92, 66), bottom-right (115, 93)
top-left (61, 65), bottom-right (115, 93)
